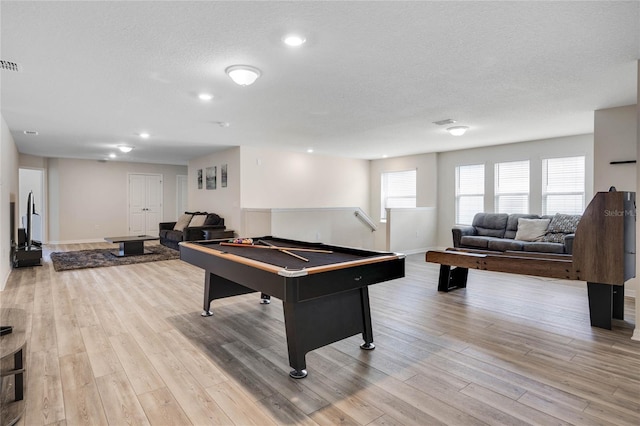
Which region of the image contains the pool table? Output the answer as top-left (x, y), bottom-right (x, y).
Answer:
top-left (179, 236), bottom-right (405, 378)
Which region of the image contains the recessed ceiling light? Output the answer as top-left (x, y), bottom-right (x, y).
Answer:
top-left (283, 34), bottom-right (306, 47)
top-left (307, 148), bottom-right (314, 153)
top-left (109, 153), bottom-right (116, 159)
top-left (139, 132), bottom-right (150, 139)
top-left (118, 145), bottom-right (133, 153)
top-left (447, 126), bottom-right (469, 136)
top-left (23, 130), bottom-right (38, 135)
top-left (382, 154), bottom-right (388, 158)
top-left (198, 93), bottom-right (213, 101)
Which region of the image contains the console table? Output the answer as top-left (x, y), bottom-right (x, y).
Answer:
top-left (0, 308), bottom-right (26, 426)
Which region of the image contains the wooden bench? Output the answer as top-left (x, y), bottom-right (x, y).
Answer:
top-left (426, 191), bottom-right (636, 330)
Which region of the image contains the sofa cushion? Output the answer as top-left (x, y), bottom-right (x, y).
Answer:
top-left (173, 213), bottom-right (193, 231)
top-left (521, 241), bottom-right (565, 254)
top-left (488, 239), bottom-right (525, 251)
top-left (163, 229), bottom-right (184, 242)
top-left (204, 213), bottom-right (223, 226)
top-left (547, 213), bottom-right (581, 233)
top-left (460, 235), bottom-right (493, 249)
top-left (515, 218), bottom-right (550, 241)
top-left (188, 214), bottom-right (207, 227)
top-left (472, 213), bottom-right (508, 238)
top-left (505, 214), bottom-right (539, 239)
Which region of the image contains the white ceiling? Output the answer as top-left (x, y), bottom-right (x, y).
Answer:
top-left (1, 1), bottom-right (638, 166)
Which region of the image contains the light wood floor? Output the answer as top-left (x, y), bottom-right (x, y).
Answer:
top-left (1, 242), bottom-right (639, 425)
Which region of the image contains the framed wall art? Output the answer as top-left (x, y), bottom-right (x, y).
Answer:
top-left (206, 166), bottom-right (217, 190)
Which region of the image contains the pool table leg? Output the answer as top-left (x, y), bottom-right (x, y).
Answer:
top-left (283, 287), bottom-right (375, 379)
top-left (201, 272), bottom-right (257, 317)
top-left (359, 287), bottom-right (375, 350)
top-left (202, 272), bottom-right (214, 316)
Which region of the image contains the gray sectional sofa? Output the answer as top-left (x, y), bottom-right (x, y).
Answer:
top-left (452, 213), bottom-right (581, 254)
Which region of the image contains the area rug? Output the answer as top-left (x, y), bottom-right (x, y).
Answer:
top-left (50, 245), bottom-right (180, 271)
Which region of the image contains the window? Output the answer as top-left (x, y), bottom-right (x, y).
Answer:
top-left (542, 156), bottom-right (585, 215)
top-left (380, 169), bottom-right (416, 221)
top-left (495, 160), bottom-right (529, 214)
top-left (455, 164), bottom-right (484, 225)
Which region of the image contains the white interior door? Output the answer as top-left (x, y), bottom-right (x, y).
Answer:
top-left (128, 174), bottom-right (163, 236)
top-left (144, 175), bottom-right (162, 236)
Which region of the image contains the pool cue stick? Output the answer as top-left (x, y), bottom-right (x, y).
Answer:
top-left (219, 242), bottom-right (332, 253)
top-left (257, 240), bottom-right (309, 262)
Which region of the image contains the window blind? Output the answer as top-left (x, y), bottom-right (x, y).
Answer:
top-left (455, 164), bottom-right (484, 225)
top-left (542, 156), bottom-right (585, 215)
top-left (380, 169), bottom-right (416, 220)
top-left (495, 160), bottom-right (529, 214)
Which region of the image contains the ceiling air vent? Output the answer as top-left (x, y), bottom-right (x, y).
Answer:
top-left (433, 118), bottom-right (456, 126)
top-left (1, 60), bottom-right (21, 72)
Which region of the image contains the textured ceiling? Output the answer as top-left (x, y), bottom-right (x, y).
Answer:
top-left (1, 1), bottom-right (639, 165)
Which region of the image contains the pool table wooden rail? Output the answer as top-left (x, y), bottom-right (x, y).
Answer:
top-left (181, 240), bottom-right (402, 277)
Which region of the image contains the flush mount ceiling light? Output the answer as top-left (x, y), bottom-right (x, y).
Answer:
top-left (138, 132), bottom-right (150, 139)
top-left (225, 65), bottom-right (261, 86)
top-left (198, 93), bottom-right (213, 101)
top-left (447, 126), bottom-right (469, 136)
top-left (118, 145), bottom-right (133, 153)
top-left (283, 34), bottom-right (306, 47)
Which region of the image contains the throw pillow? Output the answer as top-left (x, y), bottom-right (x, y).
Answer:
top-left (173, 213), bottom-right (193, 231)
top-left (188, 214), bottom-right (207, 227)
top-left (537, 232), bottom-right (567, 243)
top-left (515, 218), bottom-right (551, 241)
top-left (547, 213), bottom-right (581, 234)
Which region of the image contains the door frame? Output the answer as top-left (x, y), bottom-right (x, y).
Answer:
top-left (176, 174), bottom-right (188, 218)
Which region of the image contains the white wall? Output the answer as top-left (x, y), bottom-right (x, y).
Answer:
top-left (47, 158), bottom-right (187, 243)
top-left (436, 134), bottom-right (594, 247)
top-left (594, 104), bottom-right (637, 192)
top-left (240, 146), bottom-right (370, 211)
top-left (188, 147), bottom-right (242, 232)
top-left (189, 147), bottom-right (370, 240)
top-left (386, 207), bottom-right (437, 254)
top-left (1, 115), bottom-right (19, 291)
top-left (270, 207), bottom-right (376, 249)
top-left (370, 153), bottom-right (438, 250)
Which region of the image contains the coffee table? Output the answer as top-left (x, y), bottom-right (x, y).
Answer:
top-left (104, 235), bottom-right (159, 257)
